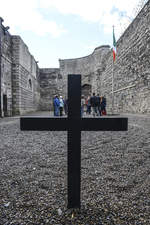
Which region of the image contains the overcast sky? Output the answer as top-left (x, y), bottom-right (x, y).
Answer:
top-left (0, 0), bottom-right (145, 68)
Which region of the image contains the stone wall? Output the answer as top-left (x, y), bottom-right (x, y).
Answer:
top-left (100, 0), bottom-right (150, 114)
top-left (59, 45), bottom-right (110, 97)
top-left (12, 36), bottom-right (40, 115)
top-left (0, 20), bottom-right (40, 117)
top-left (0, 18), bottom-right (13, 116)
top-left (39, 68), bottom-right (63, 110)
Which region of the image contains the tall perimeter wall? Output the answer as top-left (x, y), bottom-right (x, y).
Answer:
top-left (39, 68), bottom-right (63, 110)
top-left (12, 36), bottom-right (40, 115)
top-left (59, 0), bottom-right (150, 114)
top-left (0, 17), bottom-right (41, 117)
top-left (59, 45), bottom-right (110, 97)
top-left (100, 0), bottom-right (150, 114)
top-left (0, 18), bottom-right (13, 116)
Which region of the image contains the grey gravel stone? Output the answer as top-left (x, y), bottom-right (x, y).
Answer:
top-left (0, 112), bottom-right (150, 224)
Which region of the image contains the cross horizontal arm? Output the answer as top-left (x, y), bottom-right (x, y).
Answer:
top-left (20, 117), bottom-right (68, 131)
top-left (20, 117), bottom-right (128, 131)
top-left (81, 117), bottom-right (128, 131)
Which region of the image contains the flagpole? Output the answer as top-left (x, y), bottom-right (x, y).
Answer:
top-left (112, 56), bottom-right (114, 115)
top-left (112, 25), bottom-right (114, 115)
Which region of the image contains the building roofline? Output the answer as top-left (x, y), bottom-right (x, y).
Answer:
top-left (59, 45), bottom-right (111, 62)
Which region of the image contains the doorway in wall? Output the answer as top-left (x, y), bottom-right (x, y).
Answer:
top-left (81, 84), bottom-right (91, 98)
top-left (3, 94), bottom-right (7, 116)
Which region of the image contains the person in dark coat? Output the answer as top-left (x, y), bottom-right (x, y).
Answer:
top-left (81, 95), bottom-right (85, 117)
top-left (90, 93), bottom-right (99, 117)
top-left (97, 94), bottom-right (101, 116)
top-left (85, 96), bottom-right (91, 115)
top-left (64, 98), bottom-right (68, 115)
top-left (101, 96), bottom-right (107, 115)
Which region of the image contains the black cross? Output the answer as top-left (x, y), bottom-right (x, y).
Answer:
top-left (20, 74), bottom-right (128, 209)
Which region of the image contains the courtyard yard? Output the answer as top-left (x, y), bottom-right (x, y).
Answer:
top-left (0, 112), bottom-right (150, 225)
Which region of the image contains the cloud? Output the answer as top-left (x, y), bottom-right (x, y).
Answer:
top-left (38, 0), bottom-right (141, 38)
top-left (38, 0), bottom-right (114, 22)
top-left (0, 0), bottom-right (143, 39)
top-left (0, 0), bottom-right (67, 37)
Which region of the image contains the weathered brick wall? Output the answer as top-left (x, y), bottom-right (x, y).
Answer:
top-left (11, 36), bottom-right (21, 115)
top-left (12, 36), bottom-right (40, 115)
top-left (100, 0), bottom-right (150, 114)
top-left (39, 68), bottom-right (63, 110)
top-left (0, 21), bottom-right (13, 116)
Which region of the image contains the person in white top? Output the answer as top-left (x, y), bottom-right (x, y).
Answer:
top-left (59, 96), bottom-right (64, 116)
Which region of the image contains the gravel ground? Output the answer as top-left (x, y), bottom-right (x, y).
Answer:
top-left (0, 112), bottom-right (150, 225)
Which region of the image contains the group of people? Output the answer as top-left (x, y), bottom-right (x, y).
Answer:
top-left (53, 93), bottom-right (106, 117)
top-left (53, 95), bottom-right (67, 116)
top-left (81, 93), bottom-right (106, 117)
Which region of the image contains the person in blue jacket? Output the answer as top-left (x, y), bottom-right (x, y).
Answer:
top-left (53, 95), bottom-right (60, 116)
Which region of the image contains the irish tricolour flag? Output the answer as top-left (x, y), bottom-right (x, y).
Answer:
top-left (113, 26), bottom-right (116, 61)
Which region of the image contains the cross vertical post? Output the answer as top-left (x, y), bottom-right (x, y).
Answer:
top-left (67, 75), bottom-right (81, 209)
